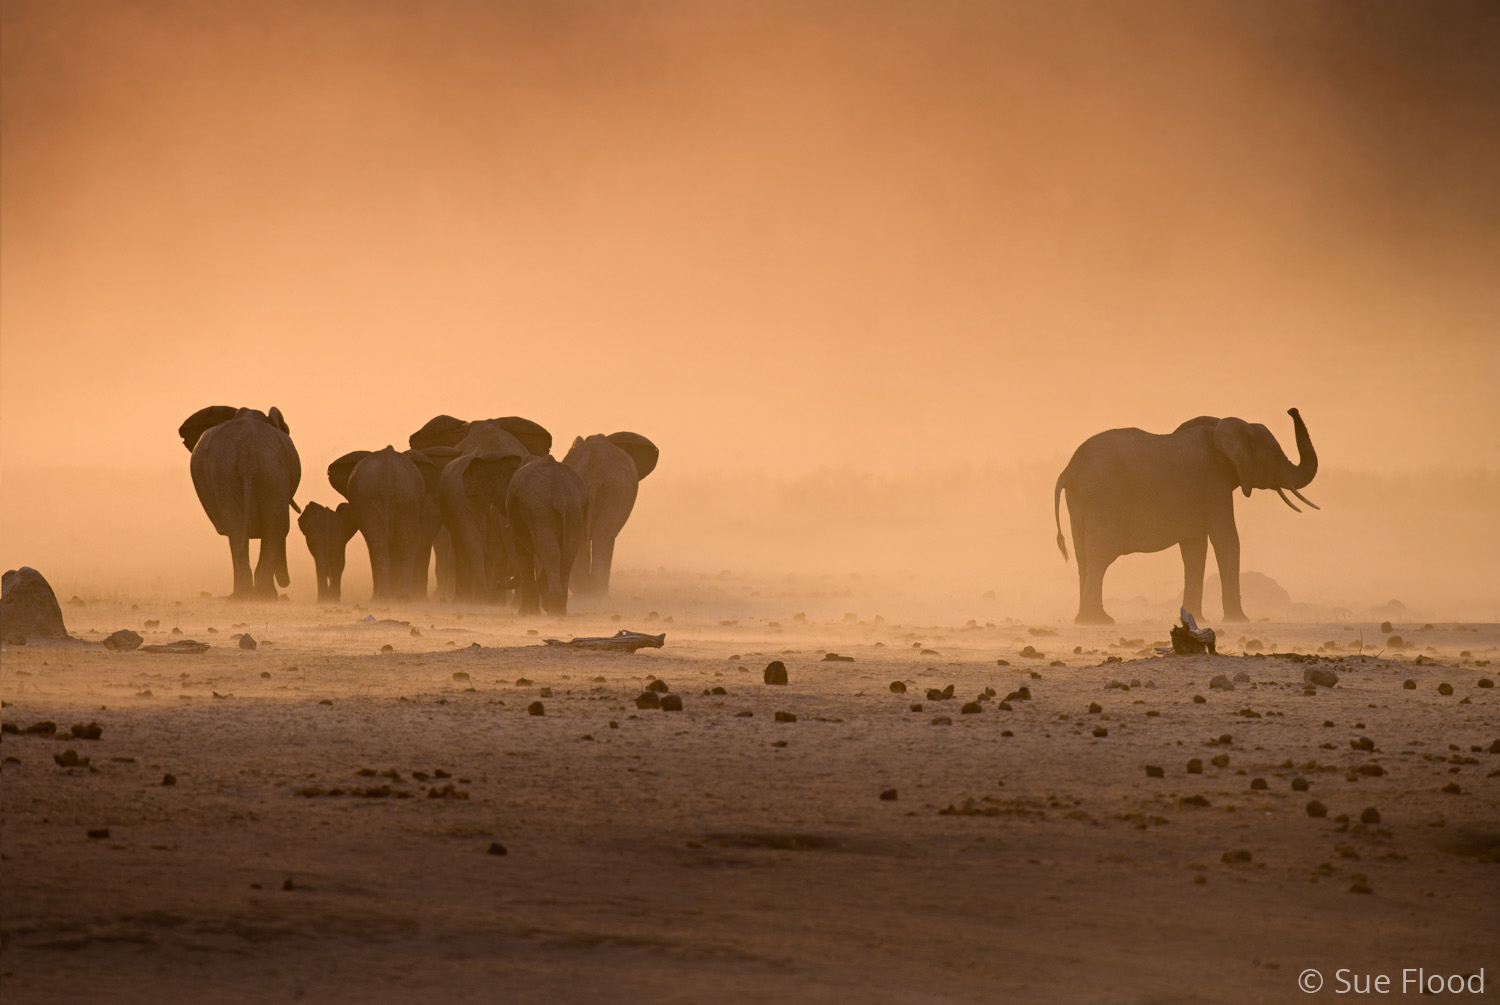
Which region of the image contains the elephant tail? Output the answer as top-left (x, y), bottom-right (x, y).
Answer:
top-left (1053, 471), bottom-right (1069, 562)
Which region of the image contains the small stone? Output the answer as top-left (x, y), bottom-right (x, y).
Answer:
top-left (930, 716), bottom-right (952, 726)
top-left (24, 720), bottom-right (57, 735)
top-left (763, 661), bottom-right (789, 685)
top-left (709, 686), bottom-right (727, 695)
top-left (260, 671), bottom-right (271, 678)
top-left (1402, 679), bottom-right (1416, 689)
top-left (821, 652), bottom-right (854, 662)
top-left (1221, 849), bottom-right (1252, 864)
top-left (1380, 620), bottom-right (1393, 633)
top-left (1351, 736), bottom-right (1375, 752)
top-left (961, 701), bottom-right (983, 714)
top-left (1358, 764), bottom-right (1384, 776)
top-left (1092, 726), bottom-right (1108, 737)
top-left (239, 634), bottom-right (257, 650)
top-left (527, 701), bottom-right (545, 716)
top-left (889, 681), bottom-right (906, 693)
top-left (926, 688), bottom-right (945, 701)
top-left (879, 789), bottom-right (898, 801)
top-left (997, 701), bottom-right (1013, 711)
top-left (487, 842), bottom-right (508, 856)
top-left (1088, 702), bottom-right (1102, 714)
top-left (1477, 678), bottom-right (1493, 688)
top-left (735, 710), bottom-right (752, 718)
top-left (774, 711), bottom-right (797, 722)
top-left (1145, 765), bottom-right (1164, 778)
top-left (1437, 682), bottom-right (1453, 695)
top-left (1441, 782), bottom-right (1462, 794)
top-left (1348, 882), bottom-right (1373, 894)
top-left (1209, 675), bottom-right (1234, 691)
top-left (1179, 795), bottom-right (1210, 807)
top-left (909, 703), bottom-right (923, 712)
top-left (1192, 695), bottom-right (1206, 704)
top-left (515, 678), bottom-right (533, 686)
top-left (162, 773), bottom-right (176, 786)
top-left (87, 828), bottom-right (110, 839)
top-left (1186, 759), bottom-right (1203, 774)
top-left (659, 694), bottom-right (683, 712)
top-left (1211, 754), bottom-right (1229, 768)
top-left (1250, 777), bottom-right (1268, 790)
top-left (54, 749), bottom-right (85, 767)
top-left (1291, 777), bottom-right (1310, 791)
top-left (635, 691), bottom-right (660, 709)
top-left (648, 679), bottom-right (669, 693)
top-left (1360, 807), bottom-right (1381, 824)
top-left (453, 672), bottom-right (470, 682)
top-left (1306, 800), bottom-right (1328, 818)
top-left (70, 722), bottom-right (102, 740)
top-left (379, 644), bottom-right (393, 653)
top-left (1232, 671), bottom-right (1250, 683)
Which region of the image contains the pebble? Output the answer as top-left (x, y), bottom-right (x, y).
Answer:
top-left (1306, 800), bottom-right (1328, 818)
top-left (487, 842), bottom-right (508, 856)
top-left (961, 702), bottom-right (983, 714)
top-left (527, 701), bottom-right (545, 716)
top-left (161, 773), bottom-right (176, 786)
top-left (87, 828), bottom-right (110, 840)
top-left (379, 644), bottom-right (393, 653)
top-left (1349, 882), bottom-right (1373, 895)
top-left (1210, 754), bottom-right (1229, 768)
top-left (1092, 726), bottom-right (1108, 737)
top-left (1145, 765), bottom-right (1164, 778)
top-left (1179, 795), bottom-right (1210, 807)
top-left (997, 701), bottom-right (1013, 711)
top-left (1441, 782), bottom-right (1462, 794)
top-left (774, 711), bottom-right (797, 722)
top-left (889, 681), bottom-right (907, 693)
top-left (635, 692), bottom-right (660, 709)
top-left (1351, 736), bottom-right (1375, 752)
top-left (735, 711), bottom-right (753, 718)
top-left (821, 652), bottom-right (854, 662)
top-left (1192, 695), bottom-right (1206, 704)
top-left (1291, 777), bottom-right (1310, 791)
top-left (659, 694), bottom-right (683, 712)
top-left (909, 703), bottom-right (923, 712)
top-left (1221, 849), bottom-right (1252, 864)
top-left (1360, 807), bottom-right (1381, 824)
top-left (70, 722), bottom-right (102, 740)
top-left (1402, 680), bottom-right (1416, 689)
top-left (709, 686), bottom-right (727, 695)
top-left (239, 634), bottom-right (257, 650)
top-left (1477, 678), bottom-right (1493, 688)
top-left (879, 789), bottom-right (898, 801)
top-left (926, 688), bottom-right (945, 701)
top-left (763, 661), bottom-right (789, 685)
top-left (1186, 758), bottom-right (1203, 774)
top-left (1303, 667), bottom-right (1338, 688)
top-left (1250, 777), bottom-right (1268, 790)
top-left (1358, 764), bottom-right (1384, 776)
top-left (453, 672), bottom-right (470, 682)
top-left (1232, 671), bottom-right (1250, 683)
top-left (1437, 683), bottom-right (1453, 695)
top-left (1088, 702), bottom-right (1102, 714)
top-left (648, 679), bottom-right (670, 693)
top-left (931, 716), bottom-right (952, 726)
top-left (1209, 675), bottom-right (1234, 691)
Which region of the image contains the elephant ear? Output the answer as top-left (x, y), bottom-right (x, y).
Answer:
top-left (266, 406), bottom-right (291, 436)
top-left (297, 501), bottom-right (329, 535)
top-left (1212, 418), bottom-right (1257, 497)
top-left (405, 449), bottom-right (445, 496)
top-left (1174, 415), bottom-right (1220, 434)
top-left (416, 445), bottom-right (462, 468)
top-left (327, 450), bottom-right (372, 500)
top-left (607, 432), bottom-right (659, 480)
top-left (483, 416), bottom-right (552, 456)
top-left (409, 414), bottom-right (470, 451)
top-left (335, 501), bottom-right (360, 541)
top-left (178, 405), bottom-right (239, 452)
top-left (462, 452), bottom-right (527, 506)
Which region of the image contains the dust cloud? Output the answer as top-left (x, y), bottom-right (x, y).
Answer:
top-left (3, 1), bottom-right (1498, 620)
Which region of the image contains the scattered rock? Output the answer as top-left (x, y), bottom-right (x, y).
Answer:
top-left (527, 701), bottom-right (545, 716)
top-left (1221, 849), bottom-right (1252, 864)
top-left (879, 789), bottom-right (898, 801)
top-left (763, 661), bottom-right (788, 685)
top-left (1088, 702), bottom-right (1102, 714)
top-left (1291, 777), bottom-right (1310, 791)
top-left (1092, 726), bottom-right (1108, 737)
top-left (103, 629), bottom-right (143, 652)
top-left (141, 640), bottom-right (210, 654)
top-left (648, 679), bottom-right (670, 693)
top-left (931, 716), bottom-right (952, 726)
top-left (774, 711), bottom-right (797, 723)
top-left (1145, 765), bottom-right (1164, 778)
top-left (1179, 795), bottom-right (1210, 807)
top-left (24, 721), bottom-right (57, 735)
top-left (87, 828), bottom-right (110, 839)
top-left (1437, 682), bottom-right (1453, 696)
top-left (239, 634), bottom-right (258, 650)
top-left (1208, 675), bottom-right (1234, 691)
top-left (162, 773), bottom-right (176, 786)
top-left (1349, 882), bottom-right (1373, 895)
top-left (379, 644), bottom-right (394, 654)
top-left (1187, 758), bottom-right (1203, 774)
top-left (635, 692), bottom-right (660, 709)
top-left (487, 842), bottom-right (507, 856)
top-left (70, 722), bottom-right (102, 740)
top-left (1478, 678), bottom-right (1493, 688)
top-left (1192, 694), bottom-right (1206, 704)
top-left (1306, 800), bottom-right (1328, 818)
top-left (1351, 736), bottom-right (1375, 752)
top-left (1360, 807), bottom-right (1381, 824)
top-left (0, 567), bottom-right (71, 640)
top-left (1441, 782), bottom-right (1462, 795)
top-left (1380, 621), bottom-right (1393, 633)
top-left (54, 749), bottom-right (88, 767)
top-left (1303, 667), bottom-right (1338, 688)
top-left (1250, 777), bottom-right (1267, 790)
top-left (909, 703), bottom-right (923, 712)
top-left (660, 694), bottom-right (683, 712)
top-left (1211, 754), bottom-right (1229, 768)
top-left (1403, 680), bottom-right (1416, 689)
top-left (452, 672), bottom-right (470, 682)
top-left (961, 701), bottom-right (983, 714)
top-left (821, 652), bottom-right (854, 662)
top-left (889, 681), bottom-right (906, 693)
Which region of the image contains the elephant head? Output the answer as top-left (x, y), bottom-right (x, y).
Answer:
top-left (179, 405), bottom-right (291, 453)
top-left (298, 501), bottom-right (358, 602)
top-left (409, 415), bottom-right (470, 451)
top-left (1210, 408), bottom-right (1319, 512)
top-left (327, 450), bottom-right (373, 500)
top-left (605, 431), bottom-right (659, 479)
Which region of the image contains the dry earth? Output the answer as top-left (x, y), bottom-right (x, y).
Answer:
top-left (2, 579), bottom-right (1497, 1003)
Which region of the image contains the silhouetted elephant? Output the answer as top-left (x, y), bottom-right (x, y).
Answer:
top-left (411, 415), bottom-right (551, 603)
top-left (327, 446), bottom-right (446, 602)
top-left (1054, 408), bottom-right (1318, 625)
top-left (298, 501), bottom-right (357, 602)
top-left (179, 406), bottom-right (302, 600)
top-left (563, 432), bottom-right (658, 597)
top-left (507, 456), bottom-right (588, 616)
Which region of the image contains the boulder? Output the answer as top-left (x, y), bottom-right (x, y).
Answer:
top-left (1, 567), bottom-right (70, 641)
top-left (103, 629), bottom-right (143, 652)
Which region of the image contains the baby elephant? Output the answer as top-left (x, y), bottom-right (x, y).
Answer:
top-left (298, 501), bottom-right (358, 602)
top-left (506, 457), bottom-right (588, 616)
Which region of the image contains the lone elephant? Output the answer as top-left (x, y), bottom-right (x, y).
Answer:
top-left (563, 432), bottom-right (658, 597)
top-left (507, 456), bottom-right (588, 616)
top-left (1054, 408), bottom-right (1318, 625)
top-left (179, 406), bottom-right (302, 600)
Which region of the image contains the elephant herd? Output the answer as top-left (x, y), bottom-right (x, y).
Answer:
top-left (180, 404), bottom-right (1320, 626)
top-left (178, 407), bottom-right (657, 614)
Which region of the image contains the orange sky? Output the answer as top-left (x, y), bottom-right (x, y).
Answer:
top-left (2, 1), bottom-right (1497, 613)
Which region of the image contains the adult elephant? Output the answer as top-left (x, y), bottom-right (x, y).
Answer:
top-left (563, 432), bottom-right (658, 597)
top-left (179, 406), bottom-right (302, 600)
top-left (411, 415), bottom-right (552, 602)
top-left (1053, 408), bottom-right (1318, 625)
top-left (507, 456), bottom-right (588, 616)
top-left (327, 446), bottom-right (446, 602)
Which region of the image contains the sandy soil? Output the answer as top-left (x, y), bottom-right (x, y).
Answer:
top-left (2, 579), bottom-right (1496, 1004)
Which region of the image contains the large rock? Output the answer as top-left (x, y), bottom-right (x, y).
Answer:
top-left (1, 567), bottom-right (70, 641)
top-left (103, 629), bottom-right (143, 652)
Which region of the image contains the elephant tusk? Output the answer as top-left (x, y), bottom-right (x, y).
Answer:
top-left (1289, 487), bottom-right (1321, 510)
top-left (1274, 488), bottom-right (1302, 513)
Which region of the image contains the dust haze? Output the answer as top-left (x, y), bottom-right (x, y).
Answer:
top-left (4, 0), bottom-right (1498, 618)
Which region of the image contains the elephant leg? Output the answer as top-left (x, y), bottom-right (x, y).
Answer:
top-left (1210, 519), bottom-right (1247, 622)
top-left (569, 531), bottom-right (592, 598)
top-left (1179, 535), bottom-right (1208, 622)
top-left (515, 546), bottom-right (541, 616)
top-left (450, 518), bottom-right (486, 602)
top-left (228, 534), bottom-right (254, 599)
top-left (435, 526), bottom-right (455, 601)
top-left (366, 532), bottom-right (392, 602)
top-left (590, 534), bottom-right (616, 598)
top-left (258, 534), bottom-right (289, 599)
top-left (1071, 511), bottom-right (1113, 625)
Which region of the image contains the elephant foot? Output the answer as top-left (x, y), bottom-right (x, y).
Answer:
top-left (1222, 609), bottom-right (1249, 623)
top-left (1074, 610), bottom-right (1115, 626)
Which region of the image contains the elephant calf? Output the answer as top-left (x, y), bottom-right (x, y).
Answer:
top-left (298, 501), bottom-right (358, 602)
top-left (1054, 408), bottom-right (1318, 625)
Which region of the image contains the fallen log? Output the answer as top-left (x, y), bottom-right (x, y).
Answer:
top-left (543, 630), bottom-right (665, 653)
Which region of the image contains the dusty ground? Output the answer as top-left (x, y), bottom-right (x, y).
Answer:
top-left (2, 577), bottom-right (1497, 1003)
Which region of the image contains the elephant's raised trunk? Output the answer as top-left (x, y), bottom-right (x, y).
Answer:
top-left (1281, 407), bottom-right (1317, 490)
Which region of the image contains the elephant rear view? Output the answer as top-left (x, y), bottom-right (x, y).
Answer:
top-left (507, 457), bottom-right (588, 616)
top-left (563, 432), bottom-right (658, 597)
top-left (180, 406), bottom-right (302, 600)
top-left (1054, 408), bottom-right (1318, 625)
